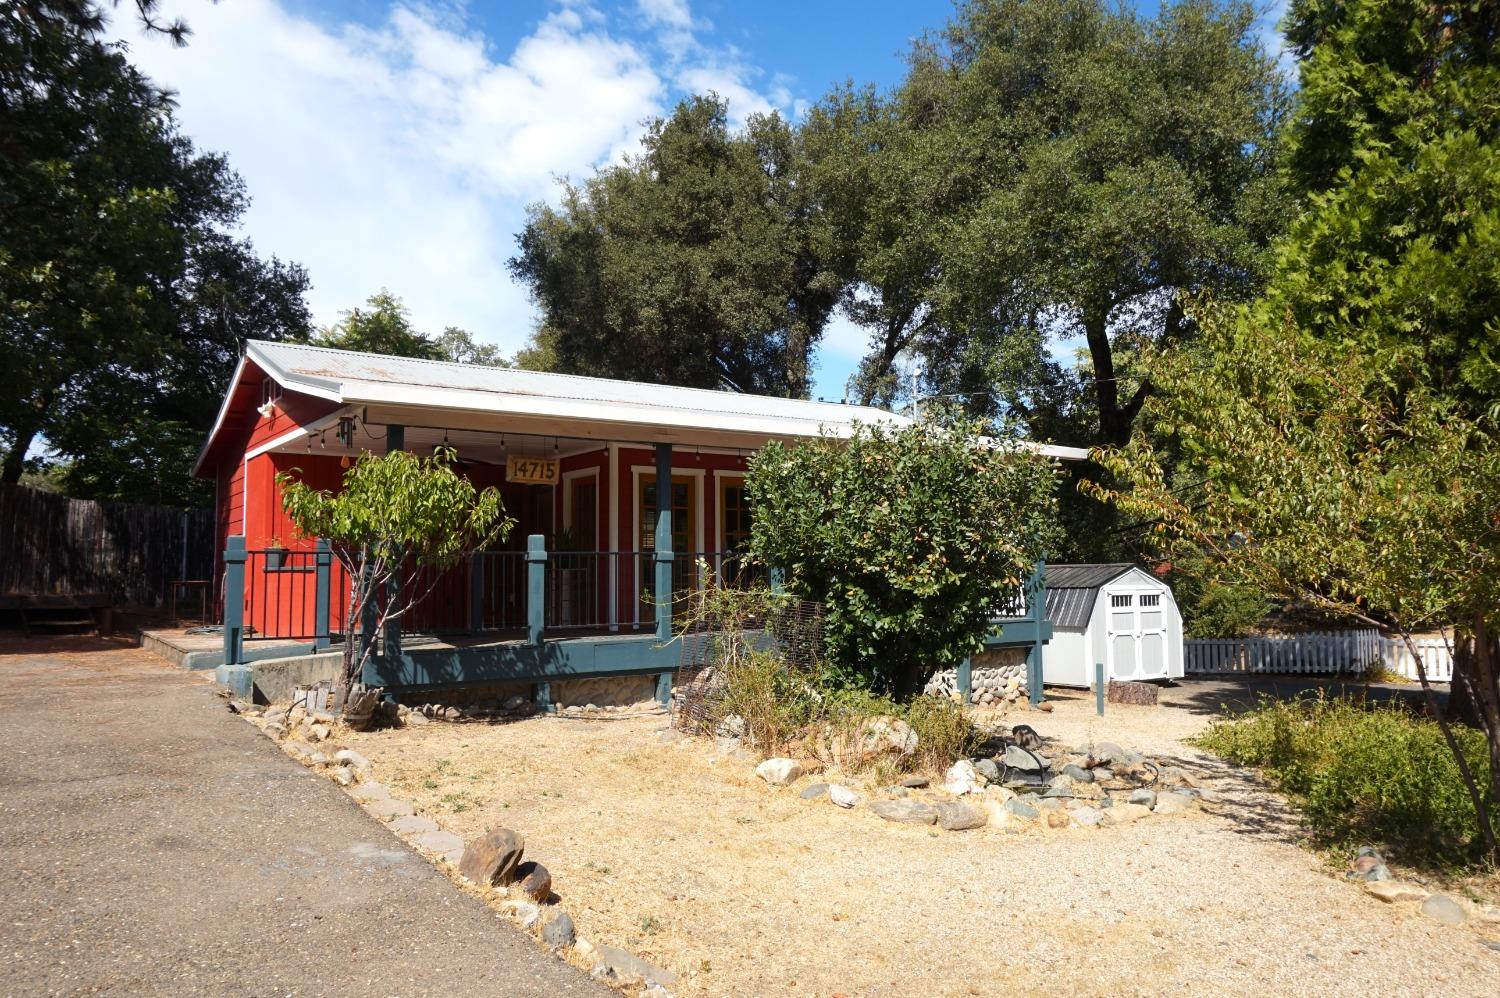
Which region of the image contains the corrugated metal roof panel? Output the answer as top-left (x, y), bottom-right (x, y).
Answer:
top-left (1044, 563), bottom-right (1136, 589)
top-left (1045, 586), bottom-right (1098, 630)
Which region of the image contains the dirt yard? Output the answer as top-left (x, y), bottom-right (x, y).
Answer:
top-left (340, 688), bottom-right (1500, 997)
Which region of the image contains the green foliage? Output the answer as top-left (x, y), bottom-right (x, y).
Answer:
top-left (1195, 696), bottom-right (1494, 866)
top-left (747, 421), bottom-right (1060, 694)
top-left (315, 291), bottom-right (444, 360)
top-left (509, 95), bottom-right (839, 397)
top-left (1169, 550), bottom-right (1272, 638)
top-left (1275, 0), bottom-right (1500, 414)
top-left (0, 5), bottom-right (312, 504)
top-left (277, 447), bottom-right (513, 693)
top-left (805, 0), bottom-right (1290, 444)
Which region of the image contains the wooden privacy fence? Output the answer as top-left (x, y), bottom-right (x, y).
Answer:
top-left (0, 484), bottom-right (214, 608)
top-left (1185, 628), bottom-right (1455, 682)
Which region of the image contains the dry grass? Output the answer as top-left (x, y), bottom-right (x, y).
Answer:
top-left (339, 695), bottom-right (1500, 997)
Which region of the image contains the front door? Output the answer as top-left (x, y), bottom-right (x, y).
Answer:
top-left (1108, 592), bottom-right (1169, 680)
top-left (637, 477), bottom-right (696, 621)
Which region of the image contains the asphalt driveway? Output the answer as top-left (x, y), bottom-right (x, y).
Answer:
top-left (0, 633), bottom-right (608, 996)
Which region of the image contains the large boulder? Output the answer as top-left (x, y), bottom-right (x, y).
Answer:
top-left (1003, 744), bottom-right (1047, 772)
top-left (516, 861), bottom-right (552, 903)
top-left (457, 827), bottom-right (525, 887)
top-left (944, 759), bottom-right (982, 796)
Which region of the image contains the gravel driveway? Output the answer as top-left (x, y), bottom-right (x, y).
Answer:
top-left (0, 634), bottom-right (608, 997)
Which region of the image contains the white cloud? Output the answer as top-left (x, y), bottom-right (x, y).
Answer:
top-left (113, 0), bottom-right (801, 356)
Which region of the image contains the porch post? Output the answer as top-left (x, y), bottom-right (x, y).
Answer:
top-left (215, 536), bottom-right (252, 699)
top-left (526, 534), bottom-right (546, 646)
top-left (222, 535), bottom-right (245, 667)
top-left (654, 443), bottom-right (674, 703)
top-left (384, 424), bottom-right (404, 662)
top-left (313, 538), bottom-right (332, 651)
top-left (653, 443), bottom-right (673, 642)
top-left (469, 550), bottom-right (485, 632)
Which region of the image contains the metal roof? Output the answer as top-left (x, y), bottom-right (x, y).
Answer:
top-left (195, 341), bottom-right (1091, 471)
top-left (1043, 564), bottom-right (1147, 630)
top-left (1044, 563), bottom-right (1138, 590)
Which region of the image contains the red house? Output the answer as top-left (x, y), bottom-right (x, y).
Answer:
top-left (195, 340), bottom-right (1081, 704)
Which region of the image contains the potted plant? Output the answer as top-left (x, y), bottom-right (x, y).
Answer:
top-left (265, 536), bottom-right (291, 570)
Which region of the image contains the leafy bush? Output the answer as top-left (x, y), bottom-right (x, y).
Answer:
top-left (747, 421), bottom-right (1059, 694)
top-left (1194, 696), bottom-right (1494, 866)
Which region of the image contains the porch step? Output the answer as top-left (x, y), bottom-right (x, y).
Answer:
top-left (21, 609), bottom-right (98, 634)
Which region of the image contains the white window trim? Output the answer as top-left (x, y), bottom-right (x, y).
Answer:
top-left (713, 471), bottom-right (747, 553)
top-left (560, 466), bottom-right (599, 544)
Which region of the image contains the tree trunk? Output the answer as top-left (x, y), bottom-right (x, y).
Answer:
top-left (1, 418), bottom-right (43, 484)
top-left (1083, 309), bottom-right (1129, 447)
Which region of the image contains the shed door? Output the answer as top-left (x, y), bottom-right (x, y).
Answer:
top-left (1107, 591), bottom-right (1169, 681)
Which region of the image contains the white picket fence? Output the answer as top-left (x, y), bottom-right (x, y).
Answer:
top-left (1184, 628), bottom-right (1454, 682)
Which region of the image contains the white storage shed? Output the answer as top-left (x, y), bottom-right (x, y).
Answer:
top-left (1041, 564), bottom-right (1184, 686)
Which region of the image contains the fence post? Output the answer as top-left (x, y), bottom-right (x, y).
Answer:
top-left (957, 656), bottom-right (972, 705)
top-left (313, 538), bottom-right (332, 651)
top-left (469, 550), bottom-right (485, 633)
top-left (222, 535), bottom-right (245, 667)
top-left (1096, 661), bottom-right (1105, 716)
top-left (1026, 560), bottom-right (1045, 707)
top-left (526, 534), bottom-right (546, 646)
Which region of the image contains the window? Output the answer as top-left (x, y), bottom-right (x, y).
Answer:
top-left (569, 480), bottom-right (597, 550)
top-left (1141, 594), bottom-right (1160, 607)
top-left (720, 480), bottom-right (752, 553)
top-left (1110, 594), bottom-right (1133, 608)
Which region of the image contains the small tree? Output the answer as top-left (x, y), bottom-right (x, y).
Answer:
top-left (278, 447), bottom-right (511, 709)
top-left (1090, 307), bottom-right (1500, 860)
top-left (747, 421), bottom-right (1060, 695)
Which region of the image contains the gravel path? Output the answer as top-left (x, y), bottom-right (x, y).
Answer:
top-left (0, 635), bottom-right (607, 997)
top-left (341, 687), bottom-right (1500, 997)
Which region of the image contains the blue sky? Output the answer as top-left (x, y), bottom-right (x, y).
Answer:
top-left (117, 1), bottom-right (1287, 400)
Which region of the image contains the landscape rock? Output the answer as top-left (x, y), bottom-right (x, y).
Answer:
top-left (816, 715), bottom-right (919, 767)
top-left (1100, 802), bottom-right (1152, 826)
top-left (1361, 864), bottom-right (1392, 882)
top-left (1005, 798), bottom-right (1039, 820)
top-left (1071, 807), bottom-right (1104, 827)
top-left (973, 758), bottom-right (1002, 783)
top-left (1127, 789), bottom-right (1158, 809)
top-left (1421, 894), bottom-right (1468, 925)
top-left (591, 944), bottom-right (677, 988)
top-left (936, 801), bottom-right (987, 831)
top-left (413, 829), bottom-right (464, 856)
top-left (503, 694), bottom-right (528, 711)
top-left (262, 722), bottom-right (288, 739)
top-left (1365, 880), bottom-right (1426, 903)
top-left (389, 815), bottom-right (440, 835)
top-left (799, 783), bottom-right (830, 800)
top-left (502, 900), bottom-right (541, 930)
top-left (364, 797), bottom-right (414, 818)
top-left (333, 749), bottom-right (372, 774)
top-left (755, 758), bottom-right (804, 787)
top-left (1061, 763), bottom-right (1094, 783)
top-left (404, 711), bottom-right (429, 726)
top-left (1092, 742), bottom-right (1128, 766)
top-left (349, 781), bottom-right (390, 803)
top-left (1046, 810), bottom-right (1071, 829)
top-left (869, 799), bottom-right (939, 825)
top-left (329, 766), bottom-right (357, 787)
top-left (945, 759), bottom-right (982, 796)
top-left (828, 784), bottom-right (859, 809)
top-left (1092, 767), bottom-right (1114, 782)
top-left (1350, 855), bottom-right (1383, 876)
top-left (1153, 793), bottom-right (1193, 815)
top-left (541, 910), bottom-right (576, 949)
top-left (516, 861), bottom-right (552, 902)
top-left (899, 776), bottom-right (930, 789)
top-left (457, 827), bottom-right (525, 887)
top-left (1002, 744), bottom-right (1046, 772)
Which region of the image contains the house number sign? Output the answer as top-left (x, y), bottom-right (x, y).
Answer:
top-left (506, 454), bottom-right (559, 485)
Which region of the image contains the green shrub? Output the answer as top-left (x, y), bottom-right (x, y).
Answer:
top-left (1194, 696), bottom-right (1494, 866)
top-left (746, 421), bottom-right (1060, 695)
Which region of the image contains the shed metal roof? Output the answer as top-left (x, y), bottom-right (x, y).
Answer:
top-left (1043, 564), bottom-right (1148, 630)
